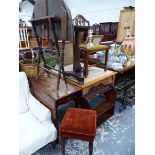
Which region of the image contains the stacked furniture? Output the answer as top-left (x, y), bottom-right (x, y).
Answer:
top-left (73, 14), bottom-right (109, 78)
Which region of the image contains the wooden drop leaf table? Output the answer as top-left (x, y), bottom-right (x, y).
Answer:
top-left (29, 75), bottom-right (81, 127)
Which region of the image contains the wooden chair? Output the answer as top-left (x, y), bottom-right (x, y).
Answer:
top-left (73, 14), bottom-right (90, 44)
top-left (19, 27), bottom-right (30, 51)
top-left (80, 35), bottom-right (109, 78)
top-left (73, 14), bottom-right (90, 26)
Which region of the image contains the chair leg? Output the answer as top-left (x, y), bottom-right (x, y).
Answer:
top-left (61, 137), bottom-right (65, 155)
top-left (89, 141), bottom-right (93, 155)
top-left (104, 49), bottom-right (109, 72)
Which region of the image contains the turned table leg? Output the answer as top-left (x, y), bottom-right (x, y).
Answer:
top-left (84, 49), bottom-right (89, 78)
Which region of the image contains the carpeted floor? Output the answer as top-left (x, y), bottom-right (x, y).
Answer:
top-left (33, 98), bottom-right (135, 155)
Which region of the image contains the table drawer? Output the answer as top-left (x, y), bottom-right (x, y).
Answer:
top-left (82, 75), bottom-right (115, 96)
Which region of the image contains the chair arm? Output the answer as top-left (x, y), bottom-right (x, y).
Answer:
top-left (28, 93), bottom-right (52, 122)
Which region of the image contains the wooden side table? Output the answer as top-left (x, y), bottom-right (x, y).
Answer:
top-left (60, 108), bottom-right (96, 155)
top-left (29, 75), bottom-right (81, 126)
top-left (66, 66), bottom-right (117, 126)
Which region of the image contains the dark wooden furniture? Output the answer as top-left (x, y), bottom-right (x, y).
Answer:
top-left (31, 0), bottom-right (86, 83)
top-left (115, 78), bottom-right (135, 111)
top-left (31, 0), bottom-right (74, 41)
top-left (73, 26), bottom-right (89, 72)
top-left (101, 34), bottom-right (117, 42)
top-left (63, 25), bottom-right (89, 83)
top-left (67, 68), bottom-right (117, 126)
top-left (114, 65), bottom-right (135, 111)
top-left (93, 23), bottom-right (100, 35)
top-left (92, 22), bottom-right (118, 42)
top-left (99, 22), bottom-right (112, 35)
top-left (60, 108), bottom-right (96, 155)
top-left (29, 75), bottom-right (81, 127)
top-left (99, 22), bottom-right (118, 35)
top-left (111, 22), bottom-right (119, 34)
top-left (67, 14), bottom-right (90, 81)
top-left (73, 14), bottom-right (90, 43)
top-left (73, 14), bottom-right (90, 26)
top-left (80, 83), bottom-right (116, 126)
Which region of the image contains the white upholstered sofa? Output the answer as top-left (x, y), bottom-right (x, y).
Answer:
top-left (19, 72), bottom-right (57, 155)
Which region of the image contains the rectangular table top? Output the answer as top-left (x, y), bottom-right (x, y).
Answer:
top-left (30, 75), bottom-right (81, 100)
top-left (64, 64), bottom-right (117, 88)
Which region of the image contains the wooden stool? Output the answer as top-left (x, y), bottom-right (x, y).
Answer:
top-left (59, 108), bottom-right (96, 155)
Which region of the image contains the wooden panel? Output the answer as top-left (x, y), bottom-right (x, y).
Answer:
top-left (116, 8), bottom-right (135, 42)
top-left (99, 22), bottom-right (111, 35)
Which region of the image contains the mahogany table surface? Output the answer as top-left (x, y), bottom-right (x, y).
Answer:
top-left (30, 75), bottom-right (81, 100)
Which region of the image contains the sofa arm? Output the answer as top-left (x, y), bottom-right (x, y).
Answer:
top-left (28, 93), bottom-right (52, 122)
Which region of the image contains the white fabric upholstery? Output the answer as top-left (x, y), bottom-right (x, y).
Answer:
top-left (19, 72), bottom-right (29, 114)
top-left (28, 94), bottom-right (51, 122)
top-left (19, 72), bottom-right (57, 155)
top-left (19, 112), bottom-right (57, 155)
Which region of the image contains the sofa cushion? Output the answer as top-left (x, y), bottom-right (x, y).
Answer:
top-left (19, 72), bottom-right (29, 114)
top-left (28, 93), bottom-right (51, 122)
top-left (19, 112), bottom-right (57, 155)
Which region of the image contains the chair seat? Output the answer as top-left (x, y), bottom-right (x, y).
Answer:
top-left (60, 108), bottom-right (96, 141)
top-left (80, 44), bottom-right (109, 53)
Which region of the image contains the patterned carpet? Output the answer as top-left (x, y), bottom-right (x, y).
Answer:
top-left (33, 99), bottom-right (135, 155)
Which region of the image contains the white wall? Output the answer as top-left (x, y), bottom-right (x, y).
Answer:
top-left (65, 0), bottom-right (135, 25)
